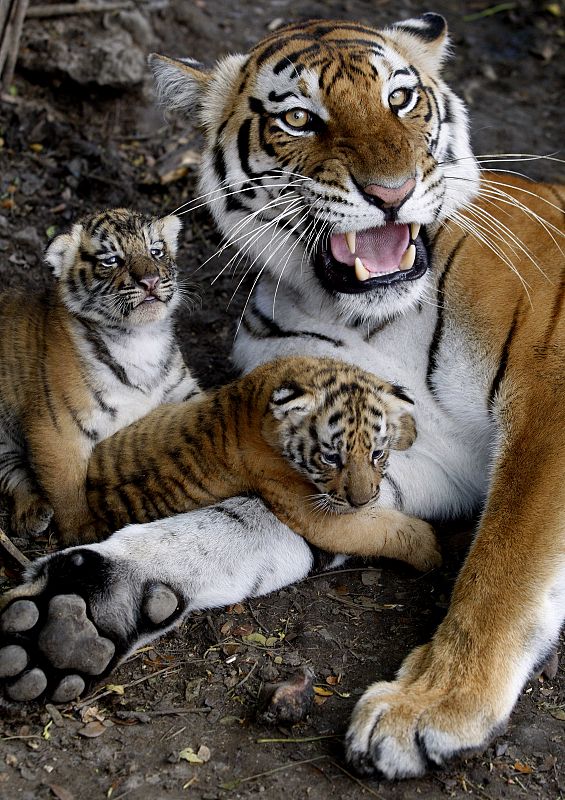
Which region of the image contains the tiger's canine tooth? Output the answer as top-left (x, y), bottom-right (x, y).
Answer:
top-left (354, 257), bottom-right (370, 282)
top-left (399, 244), bottom-right (416, 271)
top-left (345, 231), bottom-right (356, 254)
top-left (410, 223), bottom-right (421, 240)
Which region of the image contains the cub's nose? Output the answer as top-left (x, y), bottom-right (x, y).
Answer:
top-left (139, 274), bottom-right (160, 293)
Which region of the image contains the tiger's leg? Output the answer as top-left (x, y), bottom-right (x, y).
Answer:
top-left (0, 497), bottom-right (340, 702)
top-left (26, 424), bottom-right (98, 545)
top-left (346, 390), bottom-right (565, 779)
top-left (0, 425), bottom-right (53, 536)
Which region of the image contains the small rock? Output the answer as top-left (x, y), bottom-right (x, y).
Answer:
top-left (258, 668), bottom-right (314, 725)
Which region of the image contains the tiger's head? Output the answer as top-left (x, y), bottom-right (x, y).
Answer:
top-left (45, 209), bottom-right (183, 327)
top-left (263, 358), bottom-right (416, 513)
top-left (151, 14), bottom-right (479, 324)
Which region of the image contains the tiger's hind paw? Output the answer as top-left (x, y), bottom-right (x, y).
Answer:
top-left (0, 548), bottom-right (186, 703)
top-left (11, 493), bottom-right (54, 537)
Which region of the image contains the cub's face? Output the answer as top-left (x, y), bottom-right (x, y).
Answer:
top-left (152, 14), bottom-right (479, 324)
top-left (45, 209), bottom-right (183, 326)
top-left (268, 372), bottom-right (416, 514)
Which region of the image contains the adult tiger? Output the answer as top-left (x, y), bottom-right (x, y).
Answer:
top-left (0, 14), bottom-right (563, 781)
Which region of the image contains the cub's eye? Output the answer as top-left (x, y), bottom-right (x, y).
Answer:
top-left (372, 449), bottom-right (385, 464)
top-left (100, 255), bottom-right (119, 267)
top-left (282, 108), bottom-right (312, 129)
top-left (321, 452), bottom-right (342, 468)
top-left (150, 245), bottom-right (164, 259)
top-left (388, 87), bottom-right (415, 112)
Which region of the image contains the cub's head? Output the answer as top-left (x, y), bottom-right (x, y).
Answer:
top-left (45, 209), bottom-right (183, 326)
top-left (151, 14), bottom-right (479, 324)
top-left (265, 359), bottom-right (416, 513)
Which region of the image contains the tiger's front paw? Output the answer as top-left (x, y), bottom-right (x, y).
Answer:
top-left (345, 646), bottom-right (505, 779)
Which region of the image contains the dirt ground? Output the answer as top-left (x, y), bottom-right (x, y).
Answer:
top-left (0, 1), bottom-right (564, 798)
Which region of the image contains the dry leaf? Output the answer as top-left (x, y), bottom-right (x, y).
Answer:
top-left (313, 695), bottom-right (330, 706)
top-left (179, 747), bottom-right (204, 764)
top-left (313, 685), bottom-right (333, 697)
top-left (48, 784), bottom-right (75, 800)
top-left (197, 745), bottom-right (211, 763)
top-left (242, 632), bottom-right (267, 646)
top-left (105, 684), bottom-right (125, 696)
top-left (78, 721), bottom-right (106, 738)
top-left (549, 708), bottom-right (565, 720)
top-left (513, 760), bottom-right (534, 774)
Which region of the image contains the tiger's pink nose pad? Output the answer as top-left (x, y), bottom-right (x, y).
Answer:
top-left (363, 178), bottom-right (416, 207)
top-left (139, 275), bottom-right (160, 293)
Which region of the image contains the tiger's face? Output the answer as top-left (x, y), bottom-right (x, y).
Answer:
top-left (152, 14), bottom-right (479, 324)
top-left (265, 365), bottom-right (416, 513)
top-left (45, 209), bottom-right (182, 326)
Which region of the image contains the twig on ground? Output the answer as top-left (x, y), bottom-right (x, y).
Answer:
top-left (329, 760), bottom-right (386, 800)
top-left (26, 2), bottom-right (133, 19)
top-left (0, 0), bottom-right (30, 91)
top-left (220, 755), bottom-right (329, 791)
top-left (0, 526), bottom-right (30, 568)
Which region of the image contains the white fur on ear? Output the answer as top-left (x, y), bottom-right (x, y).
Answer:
top-left (44, 223), bottom-right (82, 278)
top-left (386, 13), bottom-right (450, 76)
top-left (148, 53), bottom-right (209, 116)
top-left (270, 383), bottom-right (316, 421)
top-left (159, 215), bottom-right (183, 257)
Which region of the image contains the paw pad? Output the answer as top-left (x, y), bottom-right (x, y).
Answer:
top-left (6, 667), bottom-right (48, 701)
top-left (142, 584), bottom-right (179, 624)
top-left (0, 645), bottom-right (28, 677)
top-left (37, 595), bottom-right (115, 675)
top-left (1, 600), bottom-right (40, 633)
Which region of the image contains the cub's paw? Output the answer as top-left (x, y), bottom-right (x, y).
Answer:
top-left (0, 548), bottom-right (186, 703)
top-left (11, 493), bottom-right (54, 537)
top-left (404, 520), bottom-right (442, 572)
top-left (345, 650), bottom-right (503, 779)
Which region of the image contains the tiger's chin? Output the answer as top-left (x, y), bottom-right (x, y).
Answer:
top-left (313, 224), bottom-right (430, 296)
top-left (127, 296), bottom-right (175, 326)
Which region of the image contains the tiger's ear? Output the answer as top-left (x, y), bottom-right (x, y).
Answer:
top-left (44, 223), bottom-right (82, 278)
top-left (270, 382), bottom-right (317, 422)
top-left (158, 214), bottom-right (183, 258)
top-left (386, 13), bottom-right (449, 75)
top-left (149, 54), bottom-right (210, 116)
top-left (384, 387), bottom-right (417, 451)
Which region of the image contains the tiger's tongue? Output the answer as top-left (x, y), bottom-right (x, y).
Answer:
top-left (330, 224), bottom-right (410, 273)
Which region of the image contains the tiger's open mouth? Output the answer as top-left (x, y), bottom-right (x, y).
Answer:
top-left (314, 222), bottom-right (429, 294)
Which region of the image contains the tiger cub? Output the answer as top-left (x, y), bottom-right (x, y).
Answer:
top-left (84, 357), bottom-right (441, 570)
top-left (0, 209), bottom-right (198, 544)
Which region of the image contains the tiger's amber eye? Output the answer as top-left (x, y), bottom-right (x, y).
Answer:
top-left (283, 108), bottom-right (310, 128)
top-left (388, 88), bottom-right (411, 109)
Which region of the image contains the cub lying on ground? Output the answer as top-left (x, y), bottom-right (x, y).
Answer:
top-left (0, 209), bottom-right (197, 544)
top-left (82, 356), bottom-right (441, 570)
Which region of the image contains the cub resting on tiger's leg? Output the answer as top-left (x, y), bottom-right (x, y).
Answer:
top-left (0, 209), bottom-right (198, 544)
top-left (83, 356), bottom-right (440, 570)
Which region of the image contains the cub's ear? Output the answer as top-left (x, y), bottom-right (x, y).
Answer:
top-left (158, 214), bottom-right (183, 258)
top-left (386, 13), bottom-right (449, 75)
top-left (148, 54), bottom-right (210, 116)
top-left (384, 386), bottom-right (417, 451)
top-left (44, 223), bottom-right (82, 278)
top-left (270, 382), bottom-right (317, 421)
